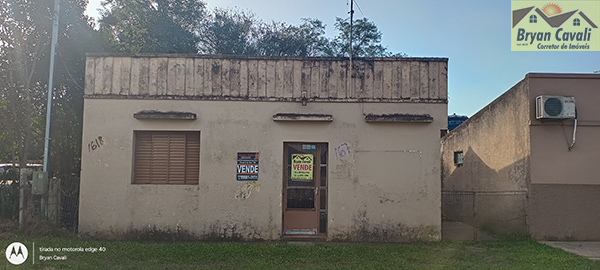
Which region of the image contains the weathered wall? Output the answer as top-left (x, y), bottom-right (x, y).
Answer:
top-left (441, 79), bottom-right (531, 233)
top-left (527, 74), bottom-right (600, 240)
top-left (84, 54), bottom-right (447, 102)
top-left (80, 54), bottom-right (448, 242)
top-left (528, 184), bottom-right (600, 240)
top-left (79, 99), bottom-right (446, 241)
top-left (442, 73), bottom-right (600, 239)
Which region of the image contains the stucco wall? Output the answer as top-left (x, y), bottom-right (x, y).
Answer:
top-left (528, 184), bottom-right (600, 240)
top-left (79, 99), bottom-right (446, 241)
top-left (442, 73), bottom-right (600, 239)
top-left (441, 79), bottom-right (531, 233)
top-left (527, 74), bottom-right (600, 240)
top-left (528, 75), bottom-right (600, 186)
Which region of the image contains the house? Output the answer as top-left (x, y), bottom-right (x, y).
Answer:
top-left (79, 54), bottom-right (448, 242)
top-left (442, 73), bottom-right (600, 240)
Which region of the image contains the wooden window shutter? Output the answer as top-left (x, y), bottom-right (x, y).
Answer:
top-left (134, 131), bottom-right (200, 184)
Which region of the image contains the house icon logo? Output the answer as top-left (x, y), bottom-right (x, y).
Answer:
top-left (5, 242), bottom-right (28, 265)
top-left (511, 1), bottom-right (600, 51)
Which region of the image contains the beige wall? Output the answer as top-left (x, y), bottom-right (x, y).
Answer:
top-left (441, 73), bottom-right (600, 239)
top-left (80, 54), bottom-right (448, 242)
top-left (527, 74), bottom-right (600, 240)
top-left (80, 99), bottom-right (446, 241)
top-left (528, 74), bottom-right (600, 185)
top-left (442, 79), bottom-right (531, 192)
top-left (441, 79), bottom-right (531, 233)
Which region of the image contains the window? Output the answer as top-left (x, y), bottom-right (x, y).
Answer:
top-left (133, 131), bottom-right (200, 184)
top-left (529, 15), bottom-right (537, 23)
top-left (454, 151), bottom-right (464, 166)
top-left (573, 18), bottom-right (580, 26)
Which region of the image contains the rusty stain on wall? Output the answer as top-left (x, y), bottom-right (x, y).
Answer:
top-left (235, 182), bottom-right (261, 201)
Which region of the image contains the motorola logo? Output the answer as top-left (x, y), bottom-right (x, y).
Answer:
top-left (5, 242), bottom-right (28, 265)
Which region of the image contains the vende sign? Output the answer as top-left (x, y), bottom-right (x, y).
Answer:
top-left (237, 152), bottom-right (259, 181)
top-left (237, 165), bottom-right (258, 173)
top-left (291, 154), bottom-right (313, 180)
top-left (292, 164), bottom-right (312, 171)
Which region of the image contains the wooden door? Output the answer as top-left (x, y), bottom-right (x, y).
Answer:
top-left (282, 143), bottom-right (328, 238)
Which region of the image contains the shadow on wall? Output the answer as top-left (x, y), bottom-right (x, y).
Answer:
top-left (442, 146), bottom-right (528, 235)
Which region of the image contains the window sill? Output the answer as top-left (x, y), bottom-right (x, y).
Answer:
top-left (272, 113), bottom-right (333, 122)
top-left (133, 110), bottom-right (197, 120)
top-left (364, 113), bottom-right (433, 123)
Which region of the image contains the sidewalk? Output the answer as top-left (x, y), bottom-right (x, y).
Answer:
top-left (542, 241), bottom-right (600, 260)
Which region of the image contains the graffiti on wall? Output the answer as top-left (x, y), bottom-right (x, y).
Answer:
top-left (87, 136), bottom-right (104, 152)
top-left (335, 143), bottom-right (351, 159)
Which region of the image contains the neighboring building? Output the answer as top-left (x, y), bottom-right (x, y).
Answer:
top-left (79, 54), bottom-right (448, 242)
top-left (442, 73), bottom-right (600, 240)
top-left (448, 113), bottom-right (468, 130)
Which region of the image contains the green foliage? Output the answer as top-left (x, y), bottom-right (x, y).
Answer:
top-left (0, 0), bottom-right (55, 166)
top-left (329, 17), bottom-right (405, 57)
top-left (197, 12), bottom-right (403, 57)
top-left (100, 1), bottom-right (403, 57)
top-left (99, 0), bottom-right (205, 53)
top-left (197, 9), bottom-right (331, 57)
top-left (255, 18), bottom-right (331, 57)
top-left (0, 0), bottom-right (100, 176)
top-left (0, 169), bottom-right (20, 219)
top-left (198, 8), bottom-right (258, 55)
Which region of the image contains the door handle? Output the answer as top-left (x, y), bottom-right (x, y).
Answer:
top-left (314, 187), bottom-right (319, 196)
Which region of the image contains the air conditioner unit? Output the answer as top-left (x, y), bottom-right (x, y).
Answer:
top-left (536, 95), bottom-right (575, 120)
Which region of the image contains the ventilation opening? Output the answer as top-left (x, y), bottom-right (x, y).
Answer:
top-left (454, 151), bottom-right (464, 166)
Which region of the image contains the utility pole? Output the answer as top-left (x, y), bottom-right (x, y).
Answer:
top-left (349, 0), bottom-right (354, 65)
top-left (349, 0), bottom-right (354, 97)
top-left (44, 0), bottom-right (60, 174)
top-left (38, 0), bottom-right (60, 220)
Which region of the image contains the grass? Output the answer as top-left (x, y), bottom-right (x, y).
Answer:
top-left (1, 235), bottom-right (599, 269)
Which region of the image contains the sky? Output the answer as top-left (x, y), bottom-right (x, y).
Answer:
top-left (85, 0), bottom-right (600, 117)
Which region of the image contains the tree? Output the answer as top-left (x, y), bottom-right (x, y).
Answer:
top-left (50, 1), bottom-right (104, 176)
top-left (99, 2), bottom-right (403, 57)
top-left (99, 0), bottom-right (206, 53)
top-left (198, 9), bottom-right (331, 57)
top-left (0, 0), bottom-right (101, 227)
top-left (327, 17), bottom-right (405, 57)
top-left (255, 18), bottom-right (330, 57)
top-left (1, 0), bottom-right (54, 228)
top-left (198, 8), bottom-right (258, 55)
